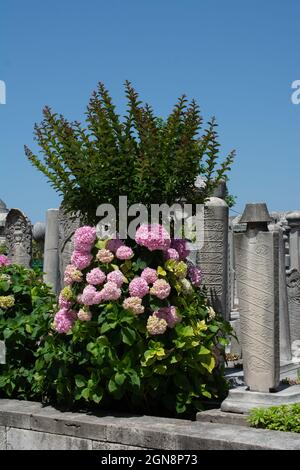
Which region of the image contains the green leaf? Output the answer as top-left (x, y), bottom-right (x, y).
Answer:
top-left (121, 327), bottom-right (136, 346)
top-left (115, 372), bottom-right (126, 386)
top-left (75, 375), bottom-right (86, 388)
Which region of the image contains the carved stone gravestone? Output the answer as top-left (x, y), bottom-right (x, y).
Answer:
top-left (0, 341), bottom-right (5, 364)
top-left (43, 209), bottom-right (59, 293)
top-left (5, 209), bottom-right (32, 267)
top-left (286, 268), bottom-right (300, 346)
top-left (196, 197), bottom-right (229, 320)
top-left (234, 203), bottom-right (280, 393)
top-left (58, 206), bottom-right (82, 289)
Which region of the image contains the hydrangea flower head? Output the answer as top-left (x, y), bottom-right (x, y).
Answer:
top-left (81, 285), bottom-right (101, 305)
top-left (0, 255), bottom-right (10, 267)
top-left (150, 279), bottom-right (171, 299)
top-left (174, 261), bottom-right (188, 279)
top-left (54, 308), bottom-right (77, 334)
top-left (77, 308), bottom-right (92, 322)
top-left (146, 315), bottom-right (167, 335)
top-left (129, 277), bottom-right (149, 298)
top-left (74, 226), bottom-right (97, 252)
top-left (71, 251), bottom-right (93, 270)
top-left (96, 249), bottom-right (114, 264)
top-left (187, 264), bottom-right (203, 287)
top-left (100, 282), bottom-right (121, 301)
top-left (86, 268), bottom-right (106, 285)
top-left (135, 224), bottom-right (171, 251)
top-left (122, 296), bottom-right (144, 315)
top-left (165, 248), bottom-right (179, 260)
top-left (154, 306), bottom-right (181, 328)
top-left (64, 264), bottom-right (82, 285)
top-left (107, 269), bottom-right (125, 288)
top-left (116, 245), bottom-right (134, 260)
top-left (0, 295), bottom-right (15, 309)
top-left (141, 267), bottom-right (158, 285)
top-left (170, 239), bottom-right (190, 260)
top-left (106, 237), bottom-right (124, 253)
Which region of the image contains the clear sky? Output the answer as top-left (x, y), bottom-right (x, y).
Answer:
top-left (0, 0), bottom-right (299, 223)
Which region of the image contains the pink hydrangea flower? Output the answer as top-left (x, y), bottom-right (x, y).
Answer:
top-left (141, 267), bottom-right (158, 285)
top-left (100, 282), bottom-right (121, 301)
top-left (58, 294), bottom-right (72, 309)
top-left (154, 306), bottom-right (181, 328)
top-left (165, 248), bottom-right (179, 260)
top-left (122, 297), bottom-right (144, 315)
top-left (135, 224), bottom-right (171, 251)
top-left (54, 309), bottom-right (77, 334)
top-left (170, 239), bottom-right (190, 260)
top-left (86, 268), bottom-right (106, 285)
top-left (81, 285), bottom-right (101, 305)
top-left (187, 264), bottom-right (203, 287)
top-left (96, 249), bottom-right (114, 264)
top-left (64, 264), bottom-right (82, 285)
top-left (77, 309), bottom-right (92, 322)
top-left (116, 245), bottom-right (134, 260)
top-left (0, 255), bottom-right (10, 267)
top-left (146, 315), bottom-right (167, 335)
top-left (74, 226), bottom-right (97, 252)
top-left (106, 237), bottom-right (124, 253)
top-left (71, 251), bottom-right (93, 270)
top-left (107, 270), bottom-right (124, 288)
top-left (129, 277), bottom-right (149, 298)
top-left (150, 279), bottom-right (171, 299)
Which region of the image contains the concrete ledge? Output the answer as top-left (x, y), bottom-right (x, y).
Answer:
top-left (0, 399), bottom-right (300, 450)
top-left (196, 408), bottom-right (249, 427)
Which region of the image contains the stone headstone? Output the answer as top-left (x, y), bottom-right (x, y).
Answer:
top-left (0, 341), bottom-right (6, 364)
top-left (43, 209), bottom-right (59, 293)
top-left (58, 206), bottom-right (82, 289)
top-left (286, 268), bottom-right (300, 346)
top-left (0, 199), bottom-right (9, 247)
top-left (196, 197), bottom-right (229, 320)
top-left (234, 203), bottom-right (280, 392)
top-left (5, 209), bottom-right (32, 267)
top-left (286, 212), bottom-right (300, 272)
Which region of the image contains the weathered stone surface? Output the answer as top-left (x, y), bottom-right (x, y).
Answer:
top-left (0, 340), bottom-right (5, 364)
top-left (196, 408), bottom-right (249, 427)
top-left (1, 399), bottom-right (300, 449)
top-left (43, 209), bottom-right (59, 292)
top-left (221, 385), bottom-right (300, 414)
top-left (4, 209), bottom-right (32, 267)
top-left (58, 206), bottom-right (82, 289)
top-left (286, 268), bottom-right (300, 346)
top-left (286, 212), bottom-right (300, 271)
top-left (197, 197), bottom-right (229, 320)
top-left (0, 426), bottom-right (6, 450)
top-left (234, 222), bottom-right (280, 392)
top-left (6, 428), bottom-right (92, 450)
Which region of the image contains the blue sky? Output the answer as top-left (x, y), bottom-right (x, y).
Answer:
top-left (0, 0), bottom-right (299, 223)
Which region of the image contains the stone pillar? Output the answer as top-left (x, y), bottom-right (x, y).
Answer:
top-left (235, 203), bottom-right (280, 392)
top-left (286, 212), bottom-right (300, 272)
top-left (196, 197), bottom-right (229, 320)
top-left (269, 223), bottom-right (292, 362)
top-left (43, 209), bottom-right (59, 293)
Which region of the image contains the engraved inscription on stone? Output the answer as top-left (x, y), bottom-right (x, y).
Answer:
top-left (286, 269), bottom-right (300, 344)
top-left (5, 209), bottom-right (32, 267)
top-left (235, 230), bottom-right (280, 392)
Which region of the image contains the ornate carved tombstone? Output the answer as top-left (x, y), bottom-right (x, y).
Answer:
top-left (58, 206), bottom-right (82, 289)
top-left (286, 268), bottom-right (300, 346)
top-left (5, 209), bottom-right (32, 267)
top-left (234, 203), bottom-right (280, 393)
top-left (196, 197), bottom-right (229, 320)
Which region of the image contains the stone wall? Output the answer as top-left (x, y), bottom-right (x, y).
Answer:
top-left (0, 399), bottom-right (300, 450)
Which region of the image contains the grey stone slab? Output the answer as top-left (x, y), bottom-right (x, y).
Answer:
top-left (92, 441), bottom-right (150, 450)
top-left (0, 426), bottom-right (6, 450)
top-left (0, 340), bottom-right (6, 364)
top-left (196, 408), bottom-right (249, 427)
top-left (43, 209), bottom-right (59, 293)
top-left (6, 428), bottom-right (92, 450)
top-left (221, 384), bottom-right (300, 413)
top-left (5, 208), bottom-right (32, 267)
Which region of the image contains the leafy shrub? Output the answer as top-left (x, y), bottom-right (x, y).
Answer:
top-left (33, 225), bottom-right (232, 417)
top-left (25, 82), bottom-right (235, 224)
top-left (0, 257), bottom-right (55, 399)
top-left (248, 403), bottom-right (300, 433)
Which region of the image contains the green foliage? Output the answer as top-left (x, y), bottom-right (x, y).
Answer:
top-left (248, 403), bottom-right (300, 433)
top-left (26, 82), bottom-right (235, 224)
top-left (33, 243), bottom-right (232, 418)
top-left (0, 244), bottom-right (7, 255)
top-left (0, 264), bottom-right (55, 399)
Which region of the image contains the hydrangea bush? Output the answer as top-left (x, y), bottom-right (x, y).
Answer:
top-left (34, 224), bottom-right (231, 417)
top-left (0, 256), bottom-right (55, 399)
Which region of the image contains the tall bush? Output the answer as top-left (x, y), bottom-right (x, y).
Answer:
top-left (25, 82), bottom-right (235, 224)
